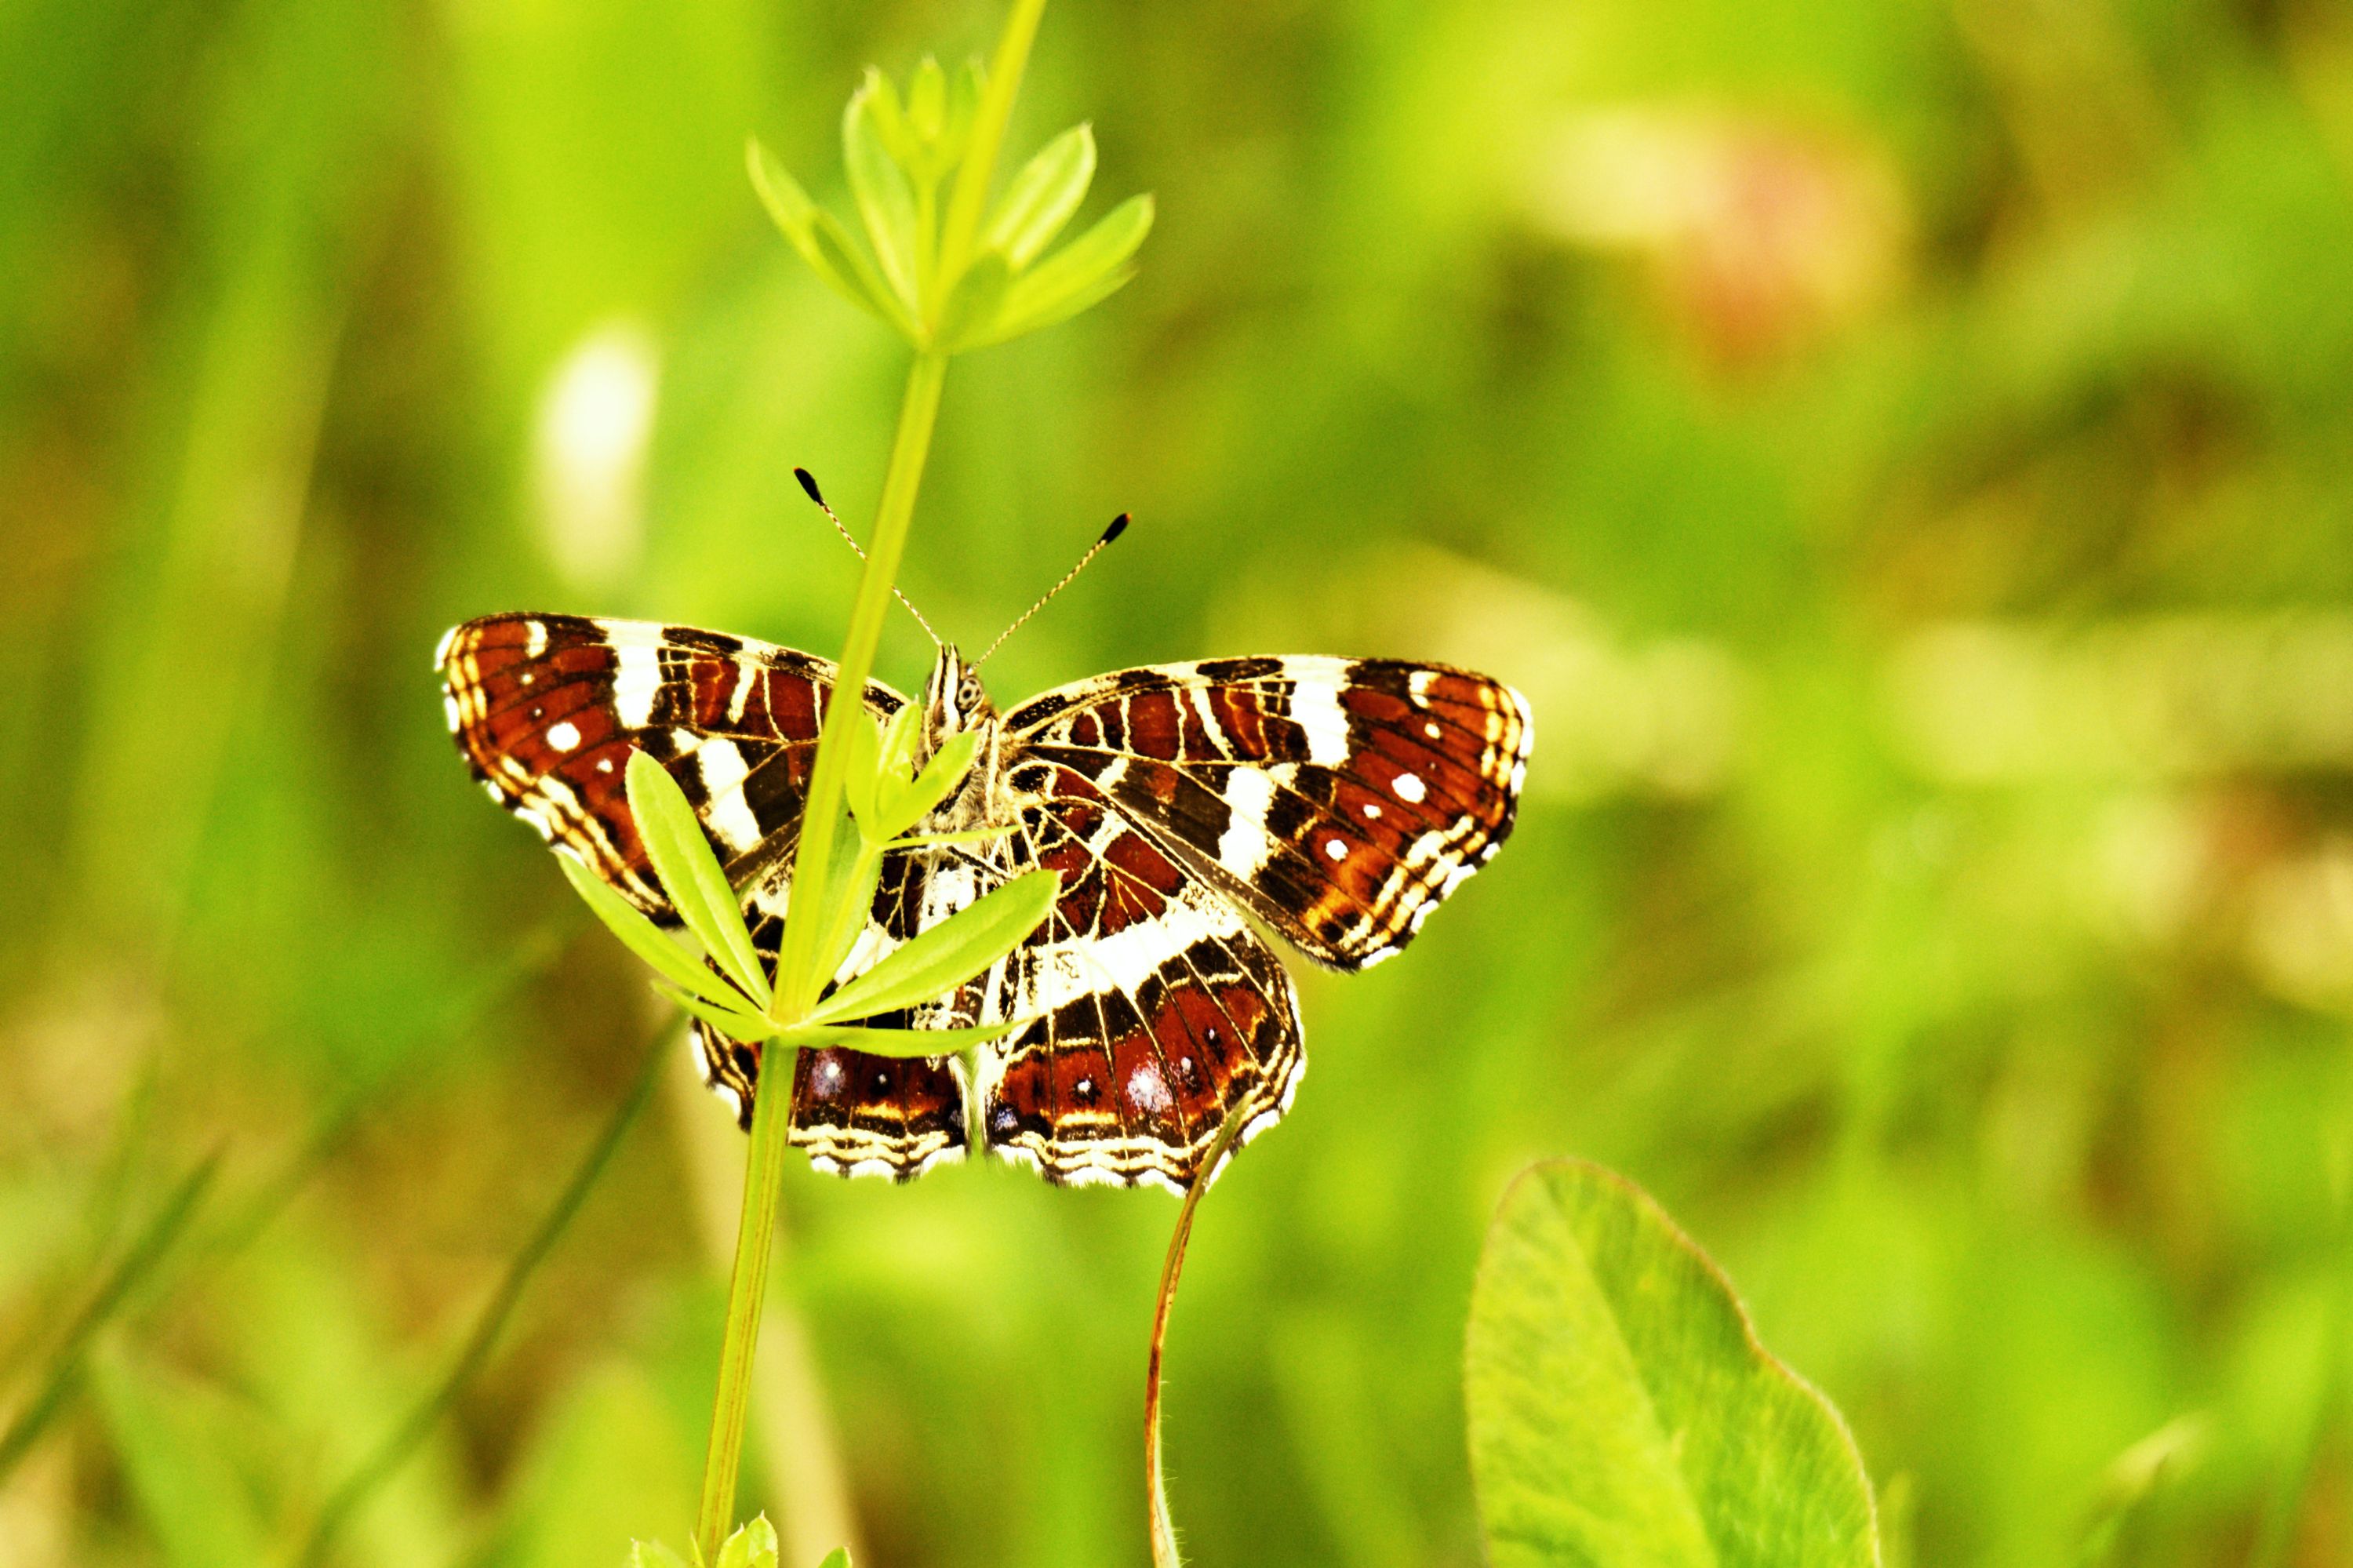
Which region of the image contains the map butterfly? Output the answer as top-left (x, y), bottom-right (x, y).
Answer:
top-left (438, 613), bottom-right (1532, 1190)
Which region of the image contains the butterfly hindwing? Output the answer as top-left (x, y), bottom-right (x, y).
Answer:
top-left (1005, 657), bottom-right (1533, 970)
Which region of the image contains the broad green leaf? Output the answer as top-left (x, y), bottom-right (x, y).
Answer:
top-left (934, 253), bottom-right (1014, 355)
top-left (627, 1542), bottom-right (692, 1568)
top-left (653, 982), bottom-right (779, 1044)
top-left (1466, 1160), bottom-right (1879, 1568)
top-left (715, 1513), bottom-right (779, 1568)
top-left (968, 194), bottom-right (1153, 347)
top-left (560, 854), bottom-right (755, 1013)
top-left (626, 753), bottom-right (769, 1008)
top-left (783, 1020), bottom-right (1024, 1057)
top-left (747, 142), bottom-right (918, 337)
top-left (817, 1550), bottom-right (852, 1568)
top-left (843, 80), bottom-right (922, 309)
top-left (875, 727), bottom-right (980, 839)
top-left (805, 868), bottom-right (1057, 1024)
top-left (981, 124), bottom-right (1096, 269)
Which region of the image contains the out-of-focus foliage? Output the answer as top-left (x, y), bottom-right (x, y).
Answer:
top-left (3, 0), bottom-right (2351, 1563)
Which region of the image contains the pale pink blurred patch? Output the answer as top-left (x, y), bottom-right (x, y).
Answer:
top-left (1528, 107), bottom-right (1908, 367)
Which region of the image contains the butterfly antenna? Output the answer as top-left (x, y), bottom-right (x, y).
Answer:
top-left (795, 467), bottom-right (943, 648)
top-left (977, 512), bottom-right (1131, 664)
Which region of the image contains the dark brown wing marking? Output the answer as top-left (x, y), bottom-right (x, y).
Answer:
top-left (1006, 657), bottom-right (1532, 970)
top-left (438, 613), bottom-right (907, 912)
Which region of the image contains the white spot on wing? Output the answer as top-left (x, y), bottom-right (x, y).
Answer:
top-left (546, 720), bottom-right (581, 751)
top-left (613, 644), bottom-right (661, 726)
top-left (1325, 838), bottom-right (1348, 862)
top-left (433, 624), bottom-right (460, 668)
top-left (1393, 771), bottom-right (1427, 803)
top-left (1289, 680), bottom-right (1352, 766)
top-left (442, 693), bottom-right (463, 733)
top-left (523, 619), bottom-right (548, 657)
top-left (695, 739), bottom-right (761, 852)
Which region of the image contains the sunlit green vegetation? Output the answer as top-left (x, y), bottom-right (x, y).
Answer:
top-left (5, 0), bottom-right (2353, 1563)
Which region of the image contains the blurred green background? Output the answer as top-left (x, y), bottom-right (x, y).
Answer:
top-left (6, 0), bottom-right (2353, 1563)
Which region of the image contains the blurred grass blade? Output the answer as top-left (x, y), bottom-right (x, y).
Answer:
top-left (969, 193), bottom-right (1153, 346)
top-left (844, 78), bottom-right (922, 308)
top-left (804, 868), bottom-right (1056, 1024)
top-left (784, 1020), bottom-right (1023, 1057)
top-left (2080, 1416), bottom-right (2206, 1566)
top-left (1147, 1105), bottom-right (1250, 1568)
top-left (747, 140), bottom-right (917, 337)
top-left (0, 1148), bottom-right (220, 1488)
top-left (89, 1342), bottom-right (271, 1566)
top-left (981, 124), bottom-right (1096, 268)
top-left (627, 752), bottom-right (771, 1009)
top-left (1465, 1159), bottom-right (1880, 1568)
top-left (562, 853), bottom-right (757, 1012)
top-left (298, 1020), bottom-right (674, 1568)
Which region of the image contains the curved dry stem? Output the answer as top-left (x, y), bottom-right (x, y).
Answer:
top-left (1146, 1106), bottom-right (1249, 1568)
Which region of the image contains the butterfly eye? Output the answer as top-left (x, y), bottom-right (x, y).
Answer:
top-left (958, 675), bottom-right (983, 707)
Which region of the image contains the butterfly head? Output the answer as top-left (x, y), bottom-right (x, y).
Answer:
top-left (921, 644), bottom-right (996, 751)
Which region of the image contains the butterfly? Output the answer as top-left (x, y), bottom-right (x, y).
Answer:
top-left (438, 612), bottom-right (1531, 1190)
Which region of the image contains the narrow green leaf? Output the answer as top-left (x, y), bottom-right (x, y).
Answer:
top-left (840, 711), bottom-right (885, 839)
top-left (91, 1344), bottom-right (272, 1566)
top-left (808, 212), bottom-right (919, 337)
top-left (784, 1020), bottom-right (1024, 1058)
top-left (844, 82), bottom-right (922, 310)
top-left (941, 59), bottom-right (983, 169)
top-left (907, 56), bottom-right (947, 144)
top-left (654, 983), bottom-right (782, 1045)
top-left (877, 704), bottom-right (923, 781)
top-left (981, 124), bottom-right (1096, 269)
top-left (627, 1542), bottom-right (693, 1568)
top-left (1465, 1159), bottom-right (1880, 1568)
top-left (560, 854), bottom-right (756, 1012)
top-left (715, 1514), bottom-right (780, 1568)
top-left (748, 141), bottom-right (915, 337)
top-left (815, 839), bottom-right (886, 987)
top-left (856, 67), bottom-right (915, 169)
top-left (934, 253), bottom-right (1015, 355)
top-left (875, 727), bottom-right (980, 839)
top-left (806, 868), bottom-right (1058, 1024)
top-left (967, 194), bottom-right (1154, 347)
top-left (627, 752), bottom-right (770, 1008)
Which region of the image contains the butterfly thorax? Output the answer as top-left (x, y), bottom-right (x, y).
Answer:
top-left (913, 643), bottom-right (1003, 834)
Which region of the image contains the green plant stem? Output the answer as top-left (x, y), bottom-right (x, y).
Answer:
top-left (938, 0), bottom-right (1049, 285)
top-left (694, 348), bottom-right (950, 1563)
top-left (1146, 1108), bottom-right (1247, 1568)
top-left (768, 348), bottom-right (948, 1020)
top-left (693, 7), bottom-right (1054, 1548)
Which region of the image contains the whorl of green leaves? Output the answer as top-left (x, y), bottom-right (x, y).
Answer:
top-left (749, 56), bottom-right (1151, 354)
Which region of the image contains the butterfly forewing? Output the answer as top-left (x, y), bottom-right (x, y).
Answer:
top-left (439, 613), bottom-right (907, 911)
top-left (1005, 657), bottom-right (1533, 970)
